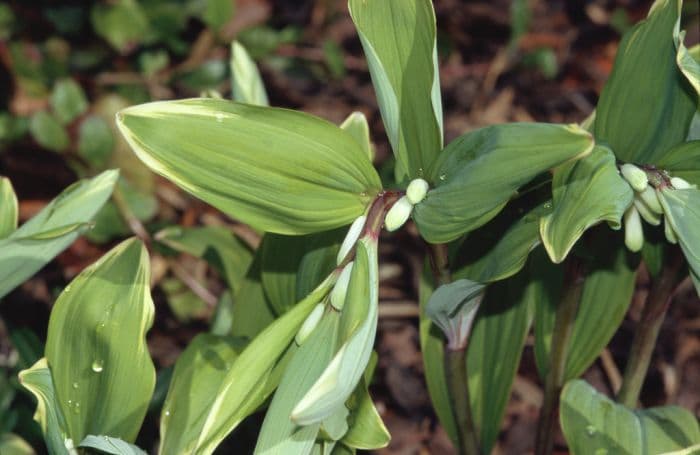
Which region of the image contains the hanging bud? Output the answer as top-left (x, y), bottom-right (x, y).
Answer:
top-left (620, 164), bottom-right (649, 192)
top-left (295, 303), bottom-right (325, 345)
top-left (406, 178), bottom-right (429, 205)
top-left (670, 177), bottom-right (695, 190)
top-left (664, 218), bottom-right (678, 244)
top-left (336, 215), bottom-right (366, 265)
top-left (633, 197), bottom-right (661, 226)
top-left (329, 262), bottom-right (354, 311)
top-left (384, 196), bottom-right (413, 232)
top-left (639, 185), bottom-right (663, 214)
top-left (623, 206), bottom-right (644, 253)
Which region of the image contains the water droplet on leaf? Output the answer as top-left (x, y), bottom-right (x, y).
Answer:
top-left (586, 425), bottom-right (596, 436)
top-left (72, 382), bottom-right (78, 389)
top-left (91, 360), bottom-right (104, 373)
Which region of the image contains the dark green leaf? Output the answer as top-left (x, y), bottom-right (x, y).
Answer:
top-left (29, 111), bottom-right (69, 152)
top-left (657, 140), bottom-right (700, 186)
top-left (50, 78), bottom-right (88, 124)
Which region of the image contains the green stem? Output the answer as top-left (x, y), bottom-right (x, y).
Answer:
top-left (427, 242), bottom-right (481, 455)
top-left (617, 249), bottom-right (684, 407)
top-left (445, 347), bottom-right (481, 455)
top-left (535, 258), bottom-right (585, 455)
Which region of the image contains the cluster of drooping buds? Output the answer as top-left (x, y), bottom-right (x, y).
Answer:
top-left (384, 178), bottom-right (429, 231)
top-left (620, 163), bottom-right (696, 252)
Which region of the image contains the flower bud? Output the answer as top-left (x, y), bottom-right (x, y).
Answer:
top-left (633, 197), bottom-right (661, 226)
top-left (620, 164), bottom-right (649, 192)
top-left (671, 177), bottom-right (695, 190)
top-left (336, 215), bottom-right (366, 265)
top-left (295, 303), bottom-right (325, 345)
top-left (384, 196), bottom-right (413, 232)
top-left (330, 262), bottom-right (354, 311)
top-left (664, 218), bottom-right (678, 244)
top-left (639, 185), bottom-right (663, 214)
top-left (624, 206), bottom-right (644, 253)
top-left (406, 178), bottom-right (430, 204)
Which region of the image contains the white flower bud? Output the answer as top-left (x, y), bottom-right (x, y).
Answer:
top-left (639, 185), bottom-right (663, 214)
top-left (336, 215), bottom-right (366, 265)
top-left (633, 197), bottom-right (661, 226)
top-left (384, 196), bottom-right (413, 232)
top-left (295, 303), bottom-right (325, 345)
top-left (624, 206), bottom-right (644, 253)
top-left (671, 177), bottom-right (695, 190)
top-left (330, 262), bottom-right (354, 311)
top-left (406, 178), bottom-right (429, 204)
top-left (664, 218), bottom-right (678, 244)
top-left (620, 164), bottom-right (649, 192)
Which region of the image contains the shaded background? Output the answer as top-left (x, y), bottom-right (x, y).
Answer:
top-left (0, 0), bottom-right (699, 453)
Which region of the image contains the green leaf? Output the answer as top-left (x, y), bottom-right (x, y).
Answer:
top-left (414, 123), bottom-right (594, 243)
top-left (50, 78), bottom-right (88, 124)
top-left (0, 433), bottom-right (35, 455)
top-left (424, 279), bottom-right (485, 349)
top-left (340, 112), bottom-right (373, 161)
top-left (541, 146), bottom-right (634, 263)
top-left (453, 201), bottom-right (548, 283)
top-left (657, 141), bottom-right (700, 186)
top-left (29, 111), bottom-right (69, 152)
top-left (677, 32), bottom-right (700, 98)
top-left (561, 379), bottom-right (700, 454)
top-left (230, 251), bottom-right (277, 339)
top-left (254, 312), bottom-right (340, 455)
top-left (349, 0), bottom-right (442, 180)
top-left (192, 275), bottom-right (336, 453)
top-left (91, 0), bottom-right (149, 52)
top-left (44, 238), bottom-right (155, 444)
top-left (210, 290), bottom-right (235, 335)
top-left (159, 334), bottom-right (247, 455)
top-left (18, 358), bottom-right (69, 455)
top-left (201, 0), bottom-right (234, 30)
top-left (0, 176), bottom-right (18, 238)
top-left (594, 0), bottom-right (695, 163)
top-left (117, 99), bottom-right (382, 235)
top-left (534, 233), bottom-right (636, 379)
top-left (231, 41), bottom-right (269, 106)
top-left (79, 435), bottom-right (147, 455)
top-left (78, 116), bottom-right (115, 167)
top-left (261, 229), bottom-right (343, 315)
top-left (467, 270), bottom-right (536, 453)
top-left (0, 170), bottom-right (118, 299)
top-left (156, 226), bottom-right (253, 294)
top-left (658, 188), bottom-right (700, 295)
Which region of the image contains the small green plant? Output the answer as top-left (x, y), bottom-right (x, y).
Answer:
top-left (5, 0), bottom-right (700, 454)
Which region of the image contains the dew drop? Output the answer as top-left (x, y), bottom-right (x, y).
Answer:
top-left (73, 402), bottom-right (80, 413)
top-left (91, 360), bottom-right (104, 373)
top-left (215, 113), bottom-right (224, 123)
top-left (439, 174), bottom-right (446, 181)
top-left (359, 191), bottom-right (368, 197)
top-left (67, 399), bottom-right (73, 406)
top-left (164, 410), bottom-right (171, 417)
top-left (72, 382), bottom-right (79, 389)
top-left (586, 425), bottom-right (596, 436)
top-left (64, 285), bottom-right (71, 293)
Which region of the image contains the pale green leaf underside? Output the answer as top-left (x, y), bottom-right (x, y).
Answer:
top-left (561, 379), bottom-right (700, 454)
top-left (231, 41), bottom-right (269, 106)
top-left (0, 176), bottom-right (18, 238)
top-left (349, 0), bottom-right (442, 180)
top-left (18, 358), bottom-right (69, 455)
top-left (340, 112), bottom-right (373, 161)
top-left (659, 188), bottom-right (700, 296)
top-left (414, 123), bottom-right (594, 243)
top-left (159, 334), bottom-right (247, 455)
top-left (79, 435), bottom-right (147, 455)
top-left (0, 170), bottom-right (118, 299)
top-left (117, 99), bottom-right (381, 235)
top-left (45, 238), bottom-right (155, 444)
top-left (541, 146), bottom-right (633, 263)
top-left (594, 0), bottom-right (695, 164)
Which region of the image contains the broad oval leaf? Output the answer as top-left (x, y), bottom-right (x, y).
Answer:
top-left (658, 188), bottom-right (700, 295)
top-left (117, 99), bottom-right (382, 235)
top-left (541, 146), bottom-right (634, 263)
top-left (0, 176), bottom-right (18, 238)
top-left (0, 170), bottom-right (118, 299)
top-left (231, 41), bottom-right (269, 106)
top-left (349, 0), bottom-right (442, 181)
top-left (159, 334), bottom-right (247, 455)
top-left (45, 238), bottom-right (155, 444)
top-left (18, 358), bottom-right (69, 455)
top-left (561, 379), bottom-right (700, 454)
top-left (594, 0), bottom-right (695, 164)
top-left (657, 141), bottom-right (700, 186)
top-left (414, 123), bottom-right (594, 243)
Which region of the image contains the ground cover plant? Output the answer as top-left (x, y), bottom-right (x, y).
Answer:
top-left (1, 0), bottom-right (700, 454)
